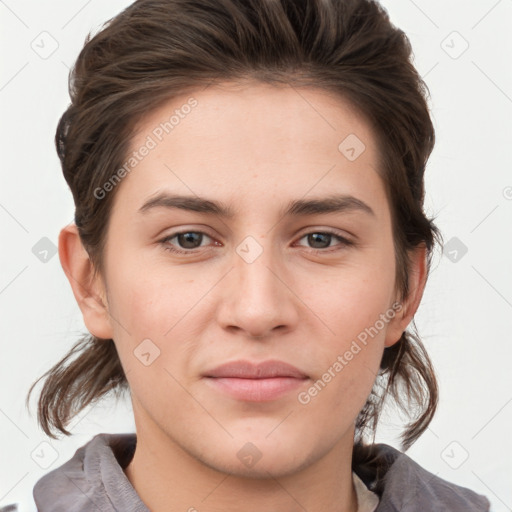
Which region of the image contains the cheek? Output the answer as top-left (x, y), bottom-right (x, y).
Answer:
top-left (299, 327), bottom-right (384, 432)
top-left (300, 262), bottom-right (396, 338)
top-left (109, 255), bottom-right (209, 336)
top-left (105, 261), bottom-right (212, 387)
top-left (295, 261), bottom-right (395, 409)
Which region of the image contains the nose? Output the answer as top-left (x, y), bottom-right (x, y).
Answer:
top-left (215, 239), bottom-right (300, 339)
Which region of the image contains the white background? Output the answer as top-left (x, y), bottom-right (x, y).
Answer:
top-left (1, 0), bottom-right (511, 510)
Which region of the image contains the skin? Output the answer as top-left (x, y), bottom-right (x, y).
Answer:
top-left (59, 81), bottom-right (427, 512)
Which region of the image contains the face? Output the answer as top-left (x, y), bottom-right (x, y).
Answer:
top-left (92, 82), bottom-right (408, 477)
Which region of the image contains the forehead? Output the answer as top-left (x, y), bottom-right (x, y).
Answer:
top-left (110, 81), bottom-right (386, 216)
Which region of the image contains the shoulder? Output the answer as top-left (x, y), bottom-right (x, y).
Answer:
top-left (32, 433), bottom-right (144, 512)
top-left (32, 436), bottom-right (93, 512)
top-left (353, 443), bottom-right (491, 512)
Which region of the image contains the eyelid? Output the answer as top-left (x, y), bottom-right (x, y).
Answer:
top-left (158, 225), bottom-right (218, 242)
top-left (294, 225), bottom-right (354, 240)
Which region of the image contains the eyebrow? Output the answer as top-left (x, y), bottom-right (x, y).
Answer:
top-left (138, 192), bottom-right (375, 218)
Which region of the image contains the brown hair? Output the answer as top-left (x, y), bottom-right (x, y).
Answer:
top-left (27, 0), bottom-right (441, 450)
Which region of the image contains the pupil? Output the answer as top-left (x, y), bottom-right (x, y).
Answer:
top-left (309, 233), bottom-right (330, 248)
top-left (179, 232), bottom-right (202, 248)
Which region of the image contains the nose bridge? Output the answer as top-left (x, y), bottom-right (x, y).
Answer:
top-left (237, 241), bottom-right (279, 303)
top-left (220, 235), bottom-right (298, 337)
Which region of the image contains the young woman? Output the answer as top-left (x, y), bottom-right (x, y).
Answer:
top-left (27, 0), bottom-right (491, 510)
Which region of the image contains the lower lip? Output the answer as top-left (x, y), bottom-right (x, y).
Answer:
top-left (204, 376), bottom-right (308, 402)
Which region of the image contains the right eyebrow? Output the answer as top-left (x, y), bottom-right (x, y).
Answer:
top-left (138, 193), bottom-right (236, 218)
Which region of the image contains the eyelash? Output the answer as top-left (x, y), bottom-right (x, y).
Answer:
top-left (159, 230), bottom-right (354, 256)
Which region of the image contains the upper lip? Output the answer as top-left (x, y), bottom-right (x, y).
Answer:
top-left (203, 359), bottom-right (308, 379)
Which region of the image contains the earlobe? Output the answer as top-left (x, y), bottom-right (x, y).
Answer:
top-left (384, 244), bottom-right (428, 347)
top-left (58, 224), bottom-right (114, 340)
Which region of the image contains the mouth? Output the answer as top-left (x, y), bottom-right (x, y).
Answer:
top-left (202, 359), bottom-right (309, 402)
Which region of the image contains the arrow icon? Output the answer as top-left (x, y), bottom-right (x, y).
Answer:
top-left (448, 249), bottom-right (458, 260)
top-left (236, 236), bottom-right (263, 263)
top-left (134, 339), bottom-right (161, 365)
top-left (339, 134), bottom-right (365, 161)
top-left (443, 237), bottom-right (468, 263)
top-left (237, 441), bottom-right (262, 467)
top-left (445, 449), bottom-right (455, 458)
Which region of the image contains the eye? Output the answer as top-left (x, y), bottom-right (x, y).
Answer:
top-left (295, 231), bottom-right (354, 252)
top-left (159, 229), bottom-right (354, 256)
top-left (160, 231), bottom-right (217, 255)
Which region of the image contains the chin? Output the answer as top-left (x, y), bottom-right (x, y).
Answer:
top-left (205, 449), bottom-right (312, 480)
top-left (195, 432), bottom-right (318, 479)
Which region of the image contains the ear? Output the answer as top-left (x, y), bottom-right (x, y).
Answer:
top-left (384, 244), bottom-right (428, 348)
top-left (58, 223), bottom-right (114, 340)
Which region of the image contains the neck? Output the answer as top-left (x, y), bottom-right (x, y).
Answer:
top-left (124, 415), bottom-right (358, 512)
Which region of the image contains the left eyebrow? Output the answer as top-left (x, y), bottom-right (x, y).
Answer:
top-left (137, 192), bottom-right (375, 218)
